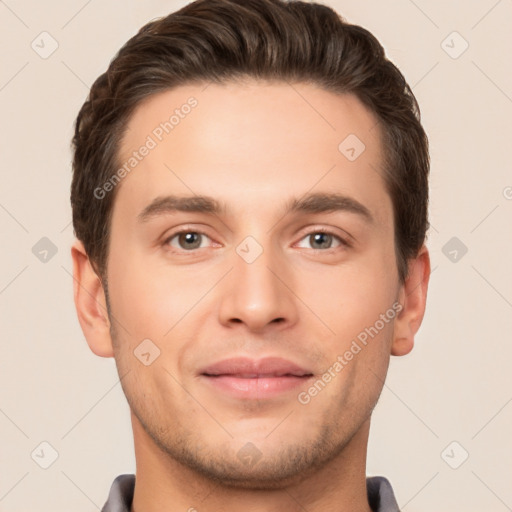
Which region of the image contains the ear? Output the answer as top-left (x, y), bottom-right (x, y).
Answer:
top-left (391, 245), bottom-right (431, 356)
top-left (71, 239), bottom-right (114, 357)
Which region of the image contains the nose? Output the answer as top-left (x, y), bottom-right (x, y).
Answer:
top-left (217, 239), bottom-right (299, 333)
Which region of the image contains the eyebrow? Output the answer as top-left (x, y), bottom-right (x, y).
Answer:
top-left (137, 192), bottom-right (374, 224)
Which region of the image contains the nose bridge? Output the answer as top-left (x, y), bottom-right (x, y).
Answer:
top-left (218, 233), bottom-right (297, 331)
top-left (235, 235), bottom-right (279, 294)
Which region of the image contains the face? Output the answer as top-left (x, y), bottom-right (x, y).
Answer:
top-left (103, 80), bottom-right (404, 487)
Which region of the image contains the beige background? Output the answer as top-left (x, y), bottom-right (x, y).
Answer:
top-left (0, 0), bottom-right (511, 510)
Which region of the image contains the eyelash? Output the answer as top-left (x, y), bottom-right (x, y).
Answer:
top-left (162, 227), bottom-right (351, 253)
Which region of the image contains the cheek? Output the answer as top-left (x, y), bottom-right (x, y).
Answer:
top-left (107, 247), bottom-right (196, 339)
top-left (296, 257), bottom-right (398, 341)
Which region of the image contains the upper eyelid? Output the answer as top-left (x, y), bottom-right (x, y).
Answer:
top-left (295, 229), bottom-right (349, 246)
top-left (164, 228), bottom-right (214, 247)
top-left (164, 226), bottom-right (214, 242)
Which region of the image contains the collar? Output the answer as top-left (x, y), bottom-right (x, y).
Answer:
top-left (101, 474), bottom-right (400, 511)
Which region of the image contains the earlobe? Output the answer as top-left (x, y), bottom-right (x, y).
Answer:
top-left (391, 245), bottom-right (431, 356)
top-left (71, 239), bottom-right (114, 358)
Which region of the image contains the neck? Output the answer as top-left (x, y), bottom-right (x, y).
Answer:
top-left (130, 413), bottom-right (373, 512)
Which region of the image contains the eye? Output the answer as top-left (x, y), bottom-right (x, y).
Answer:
top-left (162, 228), bottom-right (349, 253)
top-left (295, 229), bottom-right (349, 250)
top-left (164, 230), bottom-right (212, 251)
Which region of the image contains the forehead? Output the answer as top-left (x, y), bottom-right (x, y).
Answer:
top-left (114, 80), bottom-right (390, 226)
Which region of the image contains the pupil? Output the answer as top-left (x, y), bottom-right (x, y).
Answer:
top-left (180, 232), bottom-right (201, 249)
top-left (312, 233), bottom-right (331, 249)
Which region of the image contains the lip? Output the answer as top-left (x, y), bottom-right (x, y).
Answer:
top-left (199, 357), bottom-right (314, 399)
top-left (200, 356), bottom-right (313, 377)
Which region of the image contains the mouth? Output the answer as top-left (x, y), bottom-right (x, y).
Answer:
top-left (199, 357), bottom-right (314, 399)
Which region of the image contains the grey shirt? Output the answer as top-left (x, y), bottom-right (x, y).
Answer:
top-left (101, 474), bottom-right (401, 511)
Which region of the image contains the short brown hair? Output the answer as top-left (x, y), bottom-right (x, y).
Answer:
top-left (70, 0), bottom-right (429, 285)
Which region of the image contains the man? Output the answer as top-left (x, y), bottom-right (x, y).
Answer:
top-left (70, 0), bottom-right (430, 510)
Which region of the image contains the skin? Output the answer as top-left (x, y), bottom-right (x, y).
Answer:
top-left (72, 80), bottom-right (430, 512)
